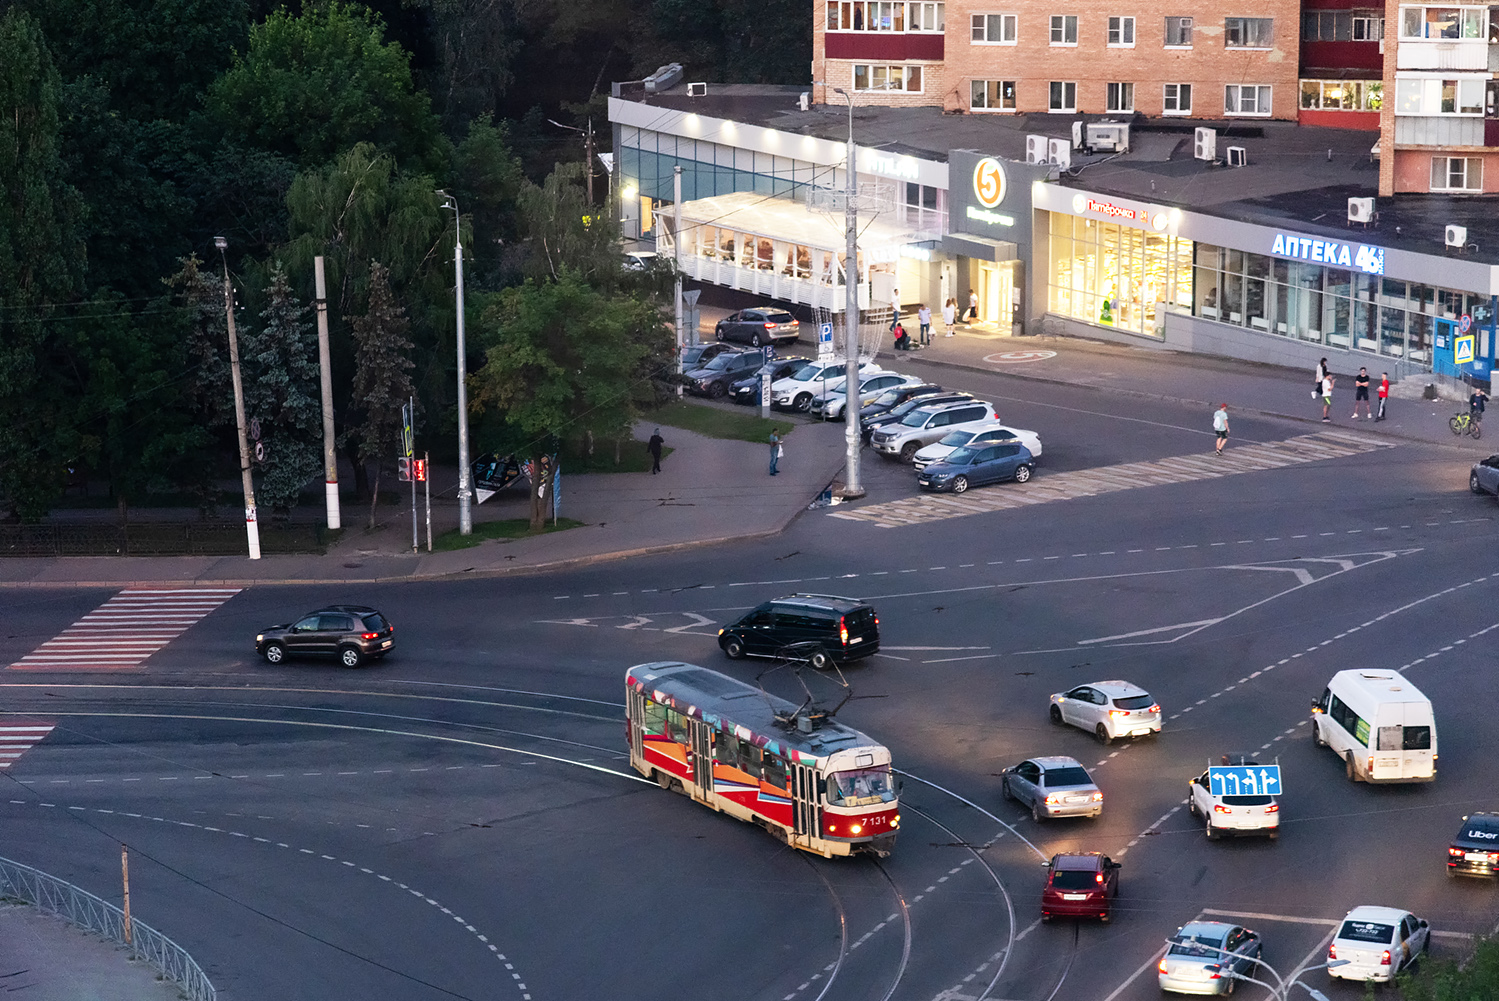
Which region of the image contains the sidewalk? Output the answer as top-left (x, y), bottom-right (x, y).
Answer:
top-left (0, 904), bottom-right (182, 1001)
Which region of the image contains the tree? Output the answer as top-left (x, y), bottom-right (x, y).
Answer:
top-left (448, 115), bottom-right (524, 287)
top-left (164, 254), bottom-right (236, 512)
top-left (349, 262), bottom-right (416, 529)
top-left (515, 162), bottom-right (624, 287)
top-left (242, 265), bottom-right (323, 516)
top-left (205, 1), bottom-right (447, 173)
top-left (469, 269), bottom-right (673, 529)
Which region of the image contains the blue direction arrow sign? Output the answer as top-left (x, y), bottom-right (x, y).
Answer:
top-left (1208, 764), bottom-right (1282, 797)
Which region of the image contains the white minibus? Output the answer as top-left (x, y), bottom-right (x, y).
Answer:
top-left (1311, 670), bottom-right (1436, 783)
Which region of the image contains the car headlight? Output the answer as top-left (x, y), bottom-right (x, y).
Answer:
top-left (256, 634), bottom-right (264, 642)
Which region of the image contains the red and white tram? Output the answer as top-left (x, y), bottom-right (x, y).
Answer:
top-left (626, 661), bottom-right (899, 857)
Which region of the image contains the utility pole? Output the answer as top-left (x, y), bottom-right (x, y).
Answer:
top-left (674, 165), bottom-right (684, 396)
top-left (832, 90), bottom-right (865, 499)
top-left (437, 191), bottom-right (473, 535)
top-left (313, 256), bottom-right (340, 531)
top-left (405, 396), bottom-right (417, 553)
top-left (214, 237), bottom-right (261, 558)
top-left (120, 845), bottom-right (132, 947)
top-left (585, 119), bottom-right (595, 205)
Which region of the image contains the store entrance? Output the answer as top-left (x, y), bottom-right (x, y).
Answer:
top-left (977, 261), bottom-right (1020, 333)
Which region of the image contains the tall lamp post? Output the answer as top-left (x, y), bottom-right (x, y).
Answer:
top-left (831, 87), bottom-right (865, 499)
top-left (436, 191), bottom-right (473, 536)
top-left (213, 237), bottom-right (260, 559)
top-left (1164, 937), bottom-right (1347, 1000)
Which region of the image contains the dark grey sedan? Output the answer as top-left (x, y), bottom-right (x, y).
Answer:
top-left (1000, 756), bottom-right (1103, 821)
top-left (685, 350), bottom-right (763, 397)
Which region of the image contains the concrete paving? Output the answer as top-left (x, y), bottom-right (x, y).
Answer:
top-left (0, 904), bottom-right (184, 1001)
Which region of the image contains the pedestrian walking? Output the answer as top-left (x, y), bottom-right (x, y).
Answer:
top-left (1314, 357), bottom-right (1328, 399)
top-left (1352, 367), bottom-right (1372, 419)
top-left (768, 431), bottom-right (782, 476)
top-left (917, 303), bottom-right (932, 345)
top-left (647, 428), bottom-right (664, 474)
top-left (1321, 374), bottom-right (1334, 422)
top-left (942, 297), bottom-right (957, 335)
top-left (966, 289), bottom-right (979, 323)
top-left (1376, 372), bottom-right (1389, 421)
top-left (1213, 404), bottom-right (1230, 455)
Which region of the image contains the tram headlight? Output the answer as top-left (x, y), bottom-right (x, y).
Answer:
top-left (891, 814), bottom-right (900, 828)
top-left (850, 823), bottom-right (863, 835)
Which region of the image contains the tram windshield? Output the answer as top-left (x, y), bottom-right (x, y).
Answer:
top-left (826, 767), bottom-right (895, 807)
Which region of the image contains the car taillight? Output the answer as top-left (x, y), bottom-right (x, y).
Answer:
top-left (1265, 804), bottom-right (1279, 813)
top-left (1367, 756), bottom-right (1375, 774)
top-left (1045, 794), bottom-right (1062, 805)
top-left (1215, 804), bottom-right (1232, 814)
top-left (1095, 872), bottom-right (1104, 884)
top-left (1109, 710), bottom-right (1126, 719)
top-left (839, 617), bottom-right (849, 645)
top-left (1328, 944), bottom-right (1337, 960)
top-left (361, 632), bottom-right (378, 640)
top-left (1380, 950), bottom-right (1391, 966)
top-left (1148, 703), bottom-right (1161, 713)
top-left (1091, 791), bottom-right (1104, 801)
top-left (1158, 958), bottom-right (1169, 974)
top-left (764, 322), bottom-right (776, 329)
top-left (1449, 847), bottom-right (1464, 857)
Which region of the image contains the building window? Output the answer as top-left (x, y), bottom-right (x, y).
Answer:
top-left (1353, 15), bottom-right (1385, 39)
top-left (1107, 82), bottom-right (1135, 111)
top-left (1225, 84), bottom-right (1272, 115)
top-left (1049, 81), bottom-right (1078, 111)
top-left (1107, 15), bottom-right (1135, 45)
top-left (971, 79), bottom-right (1018, 110)
top-left (1050, 14), bottom-right (1078, 44)
top-left (853, 64), bottom-right (925, 92)
top-left (1431, 156), bottom-right (1483, 191)
top-left (825, 2), bottom-right (946, 32)
top-left (1163, 83), bottom-right (1193, 114)
top-left (971, 12), bottom-right (1018, 42)
top-left (1300, 79), bottom-right (1384, 111)
top-left (1225, 17), bottom-right (1274, 47)
top-left (1047, 213), bottom-right (1195, 338)
top-left (1395, 77), bottom-right (1484, 115)
top-left (1303, 12), bottom-right (1384, 40)
top-left (1398, 6), bottom-right (1485, 40)
top-left (1164, 16), bottom-right (1193, 45)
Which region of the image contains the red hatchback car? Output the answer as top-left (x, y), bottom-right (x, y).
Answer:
top-left (1041, 852), bottom-right (1121, 923)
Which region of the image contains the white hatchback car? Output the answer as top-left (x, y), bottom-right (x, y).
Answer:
top-left (1328, 906), bottom-right (1429, 983)
top-left (913, 425), bottom-right (1043, 472)
top-left (770, 359), bottom-right (882, 412)
top-left (1049, 681), bottom-right (1161, 745)
top-left (1188, 757), bottom-right (1280, 840)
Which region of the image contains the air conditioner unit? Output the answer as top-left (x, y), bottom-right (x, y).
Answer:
top-left (643, 62), bottom-right (684, 93)
top-left (688, 82), bottom-right (708, 98)
top-left (1193, 127), bottom-right (1217, 162)
top-left (1446, 224), bottom-right (1468, 248)
top-left (1025, 135), bottom-right (1048, 164)
top-left (1347, 197), bottom-right (1375, 224)
top-left (1072, 120), bottom-right (1085, 150)
top-left (1048, 138), bottom-right (1072, 170)
top-left (1087, 120), bottom-right (1131, 153)
top-left (797, 90), bottom-right (809, 110)
top-left (1226, 146), bottom-right (1248, 167)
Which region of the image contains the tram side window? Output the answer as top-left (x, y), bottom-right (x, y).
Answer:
top-left (739, 742), bottom-right (763, 780)
top-left (763, 754), bottom-right (788, 790)
top-left (665, 708), bottom-right (690, 744)
top-left (641, 698), bottom-right (668, 734)
top-left (716, 731), bottom-right (740, 764)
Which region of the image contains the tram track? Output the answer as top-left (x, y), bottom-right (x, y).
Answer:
top-left (871, 860), bottom-right (913, 1001)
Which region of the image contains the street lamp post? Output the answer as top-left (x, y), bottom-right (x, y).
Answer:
top-left (213, 237), bottom-right (261, 559)
top-left (831, 87), bottom-right (864, 499)
top-left (1165, 937), bottom-right (1346, 1001)
top-left (436, 192), bottom-right (473, 536)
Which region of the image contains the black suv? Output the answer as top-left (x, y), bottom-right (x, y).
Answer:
top-left (718, 594), bottom-right (879, 668)
top-left (684, 349), bottom-right (765, 397)
top-left (1448, 812), bottom-right (1499, 877)
top-left (729, 358), bottom-right (804, 405)
top-left (714, 307), bottom-right (801, 347)
top-left (256, 605), bottom-right (394, 668)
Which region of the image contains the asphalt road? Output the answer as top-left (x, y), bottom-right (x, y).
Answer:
top-left (2, 377), bottom-right (1497, 1001)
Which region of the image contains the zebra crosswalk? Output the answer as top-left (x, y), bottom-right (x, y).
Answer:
top-left (8, 588), bottom-right (241, 672)
top-left (0, 722), bottom-right (54, 768)
top-left (830, 431), bottom-right (1393, 529)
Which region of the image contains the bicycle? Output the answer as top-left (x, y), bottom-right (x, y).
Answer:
top-left (1450, 411), bottom-right (1483, 438)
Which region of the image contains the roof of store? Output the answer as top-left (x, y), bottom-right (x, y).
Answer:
top-left (614, 82), bottom-right (1499, 268)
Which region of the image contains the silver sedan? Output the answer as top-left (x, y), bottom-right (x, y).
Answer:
top-left (1000, 756), bottom-right (1103, 821)
top-left (1158, 921), bottom-right (1263, 995)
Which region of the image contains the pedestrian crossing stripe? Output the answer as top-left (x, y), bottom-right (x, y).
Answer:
top-left (830, 431), bottom-right (1393, 529)
top-left (7, 588), bottom-right (241, 672)
top-left (0, 722), bottom-right (54, 768)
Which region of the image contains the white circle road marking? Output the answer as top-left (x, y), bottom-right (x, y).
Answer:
top-left (982, 350), bottom-right (1057, 363)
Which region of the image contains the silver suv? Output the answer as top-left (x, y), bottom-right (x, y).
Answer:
top-left (870, 400), bottom-right (999, 462)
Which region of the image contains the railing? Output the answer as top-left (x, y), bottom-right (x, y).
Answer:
top-left (0, 522), bottom-right (329, 557)
top-left (0, 855), bottom-right (216, 1001)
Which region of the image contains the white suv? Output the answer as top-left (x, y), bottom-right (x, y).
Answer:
top-left (771, 359), bottom-right (881, 412)
top-left (811, 372), bottom-right (921, 420)
top-left (913, 425), bottom-right (1043, 472)
top-left (1049, 681), bottom-right (1162, 745)
top-left (1188, 756), bottom-right (1280, 840)
top-left (870, 399), bottom-right (998, 462)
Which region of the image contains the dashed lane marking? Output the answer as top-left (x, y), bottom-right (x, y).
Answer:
top-left (829, 431), bottom-right (1394, 528)
top-left (8, 588), bottom-right (240, 672)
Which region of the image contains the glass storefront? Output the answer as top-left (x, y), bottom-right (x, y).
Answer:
top-left (1047, 213), bottom-right (1194, 337)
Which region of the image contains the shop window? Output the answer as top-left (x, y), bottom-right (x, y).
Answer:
top-left (1225, 84), bottom-right (1272, 116)
top-left (1049, 81), bottom-right (1077, 112)
top-left (1106, 83), bottom-right (1135, 112)
top-left (1431, 156), bottom-right (1483, 191)
top-left (1048, 212), bottom-right (1193, 339)
top-left (971, 79), bottom-right (1018, 110)
top-left (1107, 15), bottom-right (1135, 45)
top-left (1399, 6), bottom-right (1484, 39)
top-left (1050, 14), bottom-right (1078, 44)
top-left (1225, 17), bottom-right (1274, 47)
top-left (972, 12), bottom-right (1018, 42)
top-left (1164, 16), bottom-right (1193, 46)
top-left (1163, 83), bottom-right (1192, 114)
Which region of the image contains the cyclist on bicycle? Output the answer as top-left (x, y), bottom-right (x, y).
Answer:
top-left (1470, 387), bottom-right (1489, 424)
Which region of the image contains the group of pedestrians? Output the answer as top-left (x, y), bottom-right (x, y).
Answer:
top-left (1312, 358), bottom-right (1390, 423)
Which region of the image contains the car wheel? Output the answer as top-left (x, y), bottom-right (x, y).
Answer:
top-left (793, 393), bottom-right (813, 412)
top-left (1031, 801), bottom-right (1045, 823)
top-left (1312, 720), bottom-right (1326, 747)
top-left (1472, 472), bottom-right (1483, 494)
top-left (723, 637), bottom-right (746, 660)
top-left (1099, 912), bottom-right (1111, 924)
top-left (1014, 464), bottom-right (1033, 484)
top-left (1040, 913), bottom-right (1051, 924)
top-left (339, 645), bottom-right (363, 668)
top-left (709, 381), bottom-right (727, 398)
top-left (1095, 723), bottom-right (1112, 745)
top-left (808, 649), bottom-right (832, 671)
top-left (715, 328), bottom-right (724, 342)
top-left (1001, 778), bottom-right (1013, 801)
top-left (1206, 817), bottom-right (1218, 840)
top-left (899, 441), bottom-right (920, 462)
top-left (1224, 973), bottom-right (1236, 994)
top-left (1266, 829), bottom-right (1279, 841)
top-left (262, 642), bottom-right (285, 665)
top-left (1049, 705), bottom-right (1063, 726)
top-left (1345, 753), bottom-right (1359, 782)
top-left (951, 475), bottom-right (969, 494)
top-left (751, 333), bottom-right (762, 347)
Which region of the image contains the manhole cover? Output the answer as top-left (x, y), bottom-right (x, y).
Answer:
top-left (983, 350), bottom-right (1057, 364)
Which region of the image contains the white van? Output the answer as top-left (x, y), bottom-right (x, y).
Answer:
top-left (1311, 670), bottom-right (1436, 783)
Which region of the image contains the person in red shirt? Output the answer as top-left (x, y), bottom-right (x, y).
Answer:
top-left (1376, 372), bottom-right (1390, 422)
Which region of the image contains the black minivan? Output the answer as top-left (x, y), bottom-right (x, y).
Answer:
top-left (718, 594), bottom-right (879, 668)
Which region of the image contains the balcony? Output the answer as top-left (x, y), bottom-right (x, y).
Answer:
top-left (1393, 115), bottom-right (1486, 145)
top-left (1397, 38), bottom-right (1489, 70)
top-left (824, 33), bottom-right (944, 61)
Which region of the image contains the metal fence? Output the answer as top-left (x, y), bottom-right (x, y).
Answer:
top-left (0, 521), bottom-right (328, 557)
top-left (0, 855), bottom-right (216, 1001)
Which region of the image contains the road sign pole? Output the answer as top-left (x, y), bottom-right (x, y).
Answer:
top-left (405, 397), bottom-right (417, 554)
top-left (424, 450), bottom-right (432, 552)
top-left (760, 346), bottom-right (772, 419)
top-left (313, 256), bottom-right (341, 531)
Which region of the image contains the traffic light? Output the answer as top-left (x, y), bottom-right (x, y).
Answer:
top-left (412, 458), bottom-right (427, 482)
top-left (398, 457), bottom-right (412, 482)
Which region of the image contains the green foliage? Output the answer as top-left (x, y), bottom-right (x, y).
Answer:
top-left (243, 265), bottom-right (324, 514)
top-left (349, 261), bottom-right (416, 527)
top-left (448, 116), bottom-right (525, 285)
top-left (645, 401), bottom-right (794, 443)
top-left (516, 162), bottom-right (622, 286)
top-left (1399, 936), bottom-right (1499, 1001)
top-left (205, 1), bottom-right (446, 172)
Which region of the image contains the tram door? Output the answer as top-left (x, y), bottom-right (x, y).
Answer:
top-left (792, 764), bottom-right (821, 847)
top-left (625, 689), bottom-right (644, 765)
top-left (689, 721), bottom-right (713, 803)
